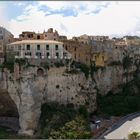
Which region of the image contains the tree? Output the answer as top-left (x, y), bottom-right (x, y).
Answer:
top-left (47, 115), bottom-right (91, 139)
top-left (122, 55), bottom-right (133, 82)
top-left (122, 55), bottom-right (133, 70)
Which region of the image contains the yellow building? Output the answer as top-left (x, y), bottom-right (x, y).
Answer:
top-left (91, 53), bottom-right (107, 67)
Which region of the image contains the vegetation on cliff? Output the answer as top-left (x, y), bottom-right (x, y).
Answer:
top-left (97, 67), bottom-right (140, 117)
top-left (98, 93), bottom-right (140, 116)
top-left (39, 102), bottom-right (91, 139)
top-left (0, 127), bottom-right (30, 139)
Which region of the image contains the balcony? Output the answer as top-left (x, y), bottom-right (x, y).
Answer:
top-left (25, 55), bottom-right (31, 59)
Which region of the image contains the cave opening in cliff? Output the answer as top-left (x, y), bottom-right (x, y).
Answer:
top-left (37, 68), bottom-right (44, 76)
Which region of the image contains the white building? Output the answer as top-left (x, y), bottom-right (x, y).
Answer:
top-left (7, 40), bottom-right (71, 60)
top-left (0, 26), bottom-right (14, 63)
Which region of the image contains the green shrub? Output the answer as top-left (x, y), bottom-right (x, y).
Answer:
top-left (122, 55), bottom-right (133, 70)
top-left (78, 105), bottom-right (89, 118)
top-left (15, 58), bottom-right (27, 66)
top-left (41, 61), bottom-right (50, 70)
top-left (48, 115), bottom-right (91, 139)
top-left (65, 69), bottom-right (79, 74)
top-left (3, 60), bottom-right (14, 73)
top-left (40, 103), bottom-right (90, 139)
top-left (128, 131), bottom-right (140, 140)
top-left (109, 61), bottom-right (122, 66)
top-left (40, 102), bottom-right (77, 137)
top-left (98, 94), bottom-right (140, 116)
top-left (54, 61), bottom-right (64, 68)
top-left (76, 63), bottom-right (90, 79)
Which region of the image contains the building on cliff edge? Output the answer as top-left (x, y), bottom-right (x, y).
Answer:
top-left (7, 40), bottom-right (71, 61)
top-left (0, 26), bottom-right (14, 63)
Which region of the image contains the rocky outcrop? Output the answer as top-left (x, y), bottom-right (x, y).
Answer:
top-left (6, 66), bottom-right (47, 136)
top-left (0, 65), bottom-right (97, 136)
top-left (93, 65), bottom-right (137, 95)
top-left (46, 67), bottom-right (97, 112)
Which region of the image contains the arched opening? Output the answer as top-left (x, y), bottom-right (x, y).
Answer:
top-left (37, 68), bottom-right (44, 76)
top-left (0, 91), bottom-right (19, 132)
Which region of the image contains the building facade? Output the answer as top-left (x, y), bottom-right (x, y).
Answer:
top-left (7, 40), bottom-right (71, 60)
top-left (43, 28), bottom-right (59, 40)
top-left (72, 34), bottom-right (109, 44)
top-left (19, 31), bottom-right (44, 40)
top-left (0, 26), bottom-right (14, 63)
top-left (62, 40), bottom-right (91, 65)
top-left (19, 28), bottom-right (60, 41)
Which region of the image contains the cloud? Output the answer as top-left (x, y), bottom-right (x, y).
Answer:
top-left (60, 23), bottom-right (68, 32)
top-left (7, 1), bottom-right (140, 38)
top-left (0, 3), bottom-right (9, 28)
top-left (38, 1), bottom-right (110, 16)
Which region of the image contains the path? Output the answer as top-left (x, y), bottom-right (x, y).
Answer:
top-left (100, 111), bottom-right (140, 139)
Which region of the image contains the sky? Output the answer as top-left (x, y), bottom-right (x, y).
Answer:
top-left (1, 1), bottom-right (140, 38)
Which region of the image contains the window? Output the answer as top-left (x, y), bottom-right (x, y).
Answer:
top-left (25, 52), bottom-right (31, 56)
top-left (8, 39), bottom-right (11, 43)
top-left (75, 54), bottom-right (76, 59)
top-left (16, 52), bottom-right (20, 56)
top-left (46, 52), bottom-right (50, 58)
top-left (37, 35), bottom-right (40, 39)
top-left (0, 36), bottom-right (3, 40)
top-left (28, 35), bottom-right (31, 38)
top-left (37, 45), bottom-right (40, 50)
top-left (36, 52), bottom-right (42, 59)
top-left (55, 45), bottom-right (58, 50)
top-left (36, 52), bottom-right (41, 56)
top-left (0, 30), bottom-right (3, 34)
top-left (18, 46), bottom-right (21, 50)
top-left (56, 52), bottom-right (59, 58)
top-left (46, 45), bottom-right (49, 50)
top-left (102, 56), bottom-right (104, 61)
top-left (63, 53), bottom-right (67, 58)
top-left (27, 45), bottom-right (30, 50)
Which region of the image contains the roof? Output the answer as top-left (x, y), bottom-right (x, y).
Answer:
top-left (8, 40), bottom-right (63, 45)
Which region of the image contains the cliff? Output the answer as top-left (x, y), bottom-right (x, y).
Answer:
top-left (93, 64), bottom-right (136, 95)
top-left (0, 54), bottom-right (139, 136)
top-left (0, 64), bottom-right (97, 136)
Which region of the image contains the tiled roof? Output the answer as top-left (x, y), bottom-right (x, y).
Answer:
top-left (8, 40), bottom-right (63, 45)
